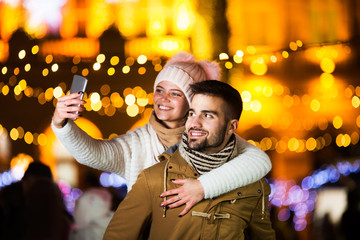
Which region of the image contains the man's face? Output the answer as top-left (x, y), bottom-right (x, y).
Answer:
top-left (185, 94), bottom-right (237, 154)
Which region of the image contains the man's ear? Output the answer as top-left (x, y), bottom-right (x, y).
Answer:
top-left (227, 119), bottom-right (239, 135)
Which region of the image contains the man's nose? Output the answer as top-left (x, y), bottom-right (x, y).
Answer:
top-left (189, 115), bottom-right (202, 128)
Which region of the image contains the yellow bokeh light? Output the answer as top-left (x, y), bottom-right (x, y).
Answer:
top-left (125, 94), bottom-right (136, 105)
top-left (108, 67), bottom-right (115, 76)
top-left (91, 101), bottom-right (102, 111)
top-left (53, 86), bottom-right (64, 98)
top-left (2, 85), bottom-right (9, 95)
top-left (270, 55), bottom-right (277, 63)
top-left (320, 58), bottom-right (335, 73)
top-left (250, 60), bottom-right (267, 76)
top-left (24, 132), bottom-right (33, 144)
top-left (51, 63), bottom-right (59, 72)
top-left (137, 55), bottom-right (147, 64)
top-left (247, 46), bottom-right (256, 54)
top-left (344, 86), bottom-right (354, 98)
top-left (320, 73), bottom-right (334, 88)
top-left (306, 138), bottom-right (317, 151)
top-left (100, 84), bottom-right (111, 95)
top-left (351, 132), bottom-right (359, 145)
top-left (126, 104), bottom-right (139, 117)
top-left (18, 50), bottom-right (26, 59)
top-left (310, 99), bottom-right (321, 112)
top-left (96, 54), bottom-right (106, 63)
top-left (137, 98), bottom-right (149, 107)
top-left (90, 92), bottom-right (101, 104)
top-left (282, 51), bottom-right (289, 58)
top-left (263, 86), bottom-right (273, 97)
top-left (125, 57), bottom-right (135, 66)
top-left (45, 88), bottom-right (54, 101)
top-left (17, 127), bottom-right (24, 139)
top-left (110, 92), bottom-right (124, 108)
top-left (82, 68), bottom-right (89, 76)
top-left (236, 50), bottom-right (244, 57)
top-left (102, 97), bottom-right (111, 108)
top-left (42, 68), bottom-right (49, 76)
top-left (352, 96), bottom-right (360, 108)
top-left (14, 85), bottom-right (22, 95)
top-left (219, 53), bottom-right (229, 60)
top-left (318, 118), bottom-right (328, 130)
top-left (288, 138), bottom-right (299, 151)
top-left (1, 66), bottom-right (7, 75)
top-left (138, 67), bottom-right (146, 75)
top-left (275, 139), bottom-right (288, 153)
top-left (38, 133), bottom-right (48, 146)
top-left (10, 128), bottom-right (19, 141)
top-left (283, 95), bottom-right (293, 108)
top-left (296, 40), bottom-right (303, 47)
top-left (93, 62), bottom-right (101, 71)
top-left (110, 56), bottom-right (120, 66)
top-left (45, 55), bottom-right (53, 64)
top-left (289, 42), bottom-right (298, 51)
top-left (175, 3), bottom-right (191, 32)
top-left (333, 115), bottom-right (343, 129)
top-left (251, 100), bottom-right (262, 112)
top-left (122, 66), bottom-right (130, 74)
top-left (241, 91), bottom-right (251, 102)
top-left (73, 56), bottom-right (81, 64)
top-left (24, 63), bottom-right (31, 72)
top-left (260, 137), bottom-right (272, 151)
top-left (18, 79), bottom-right (27, 90)
top-left (356, 115), bottom-right (360, 128)
top-left (225, 62), bottom-right (233, 69)
top-left (14, 67), bottom-right (20, 75)
top-left (233, 55), bottom-right (243, 63)
top-left (32, 45), bottom-right (39, 55)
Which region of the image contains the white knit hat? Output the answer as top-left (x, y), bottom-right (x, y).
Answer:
top-left (154, 52), bottom-right (221, 104)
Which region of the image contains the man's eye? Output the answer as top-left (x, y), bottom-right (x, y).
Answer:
top-left (155, 89), bottom-right (163, 94)
top-left (188, 112), bottom-right (195, 117)
top-left (204, 114), bottom-right (212, 118)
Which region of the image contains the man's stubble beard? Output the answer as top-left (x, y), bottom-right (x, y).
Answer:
top-left (188, 125), bottom-right (227, 152)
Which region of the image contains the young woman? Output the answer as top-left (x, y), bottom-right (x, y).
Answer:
top-left (52, 52), bottom-right (272, 215)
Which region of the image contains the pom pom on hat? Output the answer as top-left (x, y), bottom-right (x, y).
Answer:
top-left (154, 52), bottom-right (221, 104)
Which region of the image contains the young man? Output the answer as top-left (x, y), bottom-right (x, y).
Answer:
top-left (103, 80), bottom-right (275, 240)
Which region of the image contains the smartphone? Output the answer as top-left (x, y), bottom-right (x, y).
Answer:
top-left (69, 75), bottom-right (88, 117)
top-left (70, 75), bottom-right (88, 97)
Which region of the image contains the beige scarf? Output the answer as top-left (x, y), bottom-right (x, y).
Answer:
top-left (149, 112), bottom-right (185, 149)
top-left (179, 132), bottom-right (235, 175)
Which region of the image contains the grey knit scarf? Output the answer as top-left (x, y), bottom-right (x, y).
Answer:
top-left (179, 132), bottom-right (235, 175)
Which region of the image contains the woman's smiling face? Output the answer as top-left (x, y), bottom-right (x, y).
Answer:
top-left (153, 81), bottom-right (189, 129)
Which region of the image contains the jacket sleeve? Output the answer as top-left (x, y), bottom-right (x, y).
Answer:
top-left (246, 179), bottom-right (276, 240)
top-left (51, 120), bottom-right (151, 179)
top-left (197, 134), bottom-right (272, 199)
top-left (103, 170), bottom-right (153, 240)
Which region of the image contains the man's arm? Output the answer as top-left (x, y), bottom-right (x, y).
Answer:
top-left (103, 171), bottom-right (153, 239)
top-left (198, 134), bottom-right (272, 199)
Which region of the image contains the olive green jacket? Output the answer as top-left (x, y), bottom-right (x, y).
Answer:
top-left (103, 150), bottom-right (276, 240)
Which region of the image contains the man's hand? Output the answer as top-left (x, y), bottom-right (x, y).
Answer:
top-left (159, 178), bottom-right (204, 217)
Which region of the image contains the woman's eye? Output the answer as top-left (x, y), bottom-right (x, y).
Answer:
top-left (171, 92), bottom-right (181, 97)
top-left (204, 114), bottom-right (212, 118)
top-left (155, 89), bottom-right (163, 94)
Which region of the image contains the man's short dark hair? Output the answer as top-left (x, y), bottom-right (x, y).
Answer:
top-left (190, 80), bottom-right (243, 120)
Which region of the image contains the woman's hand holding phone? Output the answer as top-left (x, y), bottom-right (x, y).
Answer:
top-left (52, 75), bottom-right (88, 128)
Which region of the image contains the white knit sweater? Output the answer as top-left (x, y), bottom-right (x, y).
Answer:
top-left (52, 120), bottom-right (272, 199)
